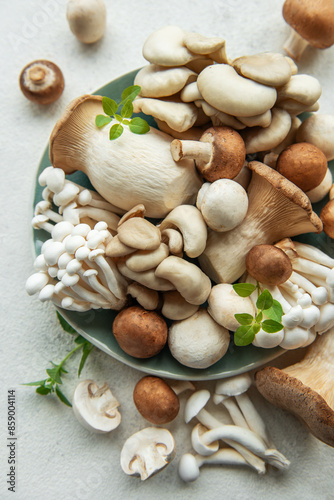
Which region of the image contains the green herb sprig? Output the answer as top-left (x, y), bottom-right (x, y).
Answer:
top-left (23, 312), bottom-right (94, 407)
top-left (95, 85), bottom-right (150, 140)
top-left (233, 282), bottom-right (284, 347)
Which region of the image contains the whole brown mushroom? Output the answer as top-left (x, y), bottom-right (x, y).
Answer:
top-left (112, 306), bottom-right (168, 358)
top-left (133, 376), bottom-right (180, 424)
top-left (276, 142), bottom-right (328, 193)
top-left (246, 244), bottom-right (293, 286)
top-left (19, 60), bottom-right (64, 105)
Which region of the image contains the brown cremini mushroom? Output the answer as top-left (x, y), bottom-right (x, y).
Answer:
top-left (255, 327), bottom-right (334, 447)
top-left (320, 200), bottom-right (334, 239)
top-left (19, 60), bottom-right (64, 105)
top-left (133, 376), bottom-right (180, 424)
top-left (246, 244), bottom-right (293, 286)
top-left (282, 0), bottom-right (334, 60)
top-left (276, 142), bottom-right (328, 193)
top-left (170, 126), bottom-right (246, 182)
top-left (112, 306), bottom-right (168, 358)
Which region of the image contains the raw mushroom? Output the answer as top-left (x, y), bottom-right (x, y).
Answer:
top-left (232, 52), bottom-right (292, 87)
top-left (161, 291), bottom-right (199, 320)
top-left (66, 0), bottom-right (106, 44)
top-left (134, 65), bottom-right (197, 98)
top-left (320, 200), bottom-right (334, 238)
top-left (255, 327), bottom-right (334, 447)
top-left (296, 114), bottom-right (334, 161)
top-left (19, 60), bottom-right (64, 105)
top-left (120, 427), bottom-right (175, 480)
top-left (126, 283), bottom-right (159, 310)
top-left (196, 180), bottom-right (249, 232)
top-left (133, 376), bottom-right (180, 424)
top-left (199, 161), bottom-right (322, 284)
top-left (282, 0), bottom-right (334, 60)
top-left (170, 126), bottom-right (246, 182)
top-left (112, 306), bottom-right (168, 358)
top-left (72, 380), bottom-right (121, 433)
top-left (49, 95), bottom-right (202, 218)
top-left (305, 168), bottom-right (333, 204)
top-left (168, 309), bottom-right (230, 369)
top-left (245, 244), bottom-right (293, 286)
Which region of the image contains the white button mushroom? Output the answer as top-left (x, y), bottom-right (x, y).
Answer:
top-left (66, 0), bottom-right (106, 44)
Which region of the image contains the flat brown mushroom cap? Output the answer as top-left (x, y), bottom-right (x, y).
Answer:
top-left (255, 366), bottom-right (334, 447)
top-left (283, 0), bottom-right (334, 49)
top-left (49, 94), bottom-right (103, 173)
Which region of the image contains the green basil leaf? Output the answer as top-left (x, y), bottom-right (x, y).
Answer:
top-left (102, 96), bottom-right (118, 116)
top-left (234, 313), bottom-right (254, 325)
top-left (121, 85), bottom-right (141, 104)
top-left (122, 119), bottom-right (131, 125)
top-left (129, 117), bottom-right (150, 135)
top-left (121, 100), bottom-right (134, 119)
top-left (255, 311), bottom-right (263, 323)
top-left (261, 319), bottom-right (284, 333)
top-left (36, 386), bottom-right (52, 396)
top-left (253, 323), bottom-right (261, 334)
top-left (109, 123), bottom-right (124, 140)
top-left (55, 386), bottom-right (72, 407)
top-left (115, 114), bottom-right (123, 122)
top-left (234, 325), bottom-right (256, 346)
top-left (256, 289), bottom-right (273, 311)
top-left (46, 367), bottom-right (62, 385)
top-left (233, 283), bottom-right (256, 297)
top-left (263, 299), bottom-right (284, 323)
top-left (95, 114), bottom-right (112, 128)
top-left (56, 312), bottom-right (77, 335)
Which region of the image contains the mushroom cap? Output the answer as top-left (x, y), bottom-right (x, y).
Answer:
top-left (320, 199), bottom-right (334, 239)
top-left (246, 244), bottom-right (293, 286)
top-left (168, 309), bottom-right (230, 369)
top-left (215, 372), bottom-right (252, 397)
top-left (112, 306), bottom-right (168, 358)
top-left (184, 389), bottom-right (211, 423)
top-left (133, 376), bottom-right (180, 424)
top-left (232, 52), bottom-right (292, 87)
top-left (178, 453), bottom-right (200, 482)
top-left (197, 64), bottom-right (277, 117)
top-left (117, 217), bottom-right (161, 251)
top-left (296, 113), bottom-right (334, 161)
top-left (276, 142), bottom-right (328, 192)
top-left (134, 64), bottom-right (197, 98)
top-left (197, 126), bottom-right (246, 182)
top-left (255, 366), bottom-right (334, 447)
top-left (276, 74), bottom-right (322, 107)
top-left (283, 0), bottom-right (334, 49)
top-left (19, 60), bottom-right (64, 105)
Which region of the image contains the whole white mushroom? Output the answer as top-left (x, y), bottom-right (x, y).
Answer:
top-left (196, 179), bottom-right (249, 232)
top-left (66, 0), bottom-right (106, 44)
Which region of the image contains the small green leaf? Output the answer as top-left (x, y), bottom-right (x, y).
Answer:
top-left (129, 117), bottom-right (150, 135)
top-left (261, 319), bottom-right (284, 334)
top-left (253, 323), bottom-right (261, 334)
top-left (22, 380), bottom-right (48, 387)
top-left (256, 289), bottom-right (273, 311)
top-left (121, 100), bottom-right (134, 119)
top-left (263, 299), bottom-right (284, 323)
top-left (121, 85), bottom-right (141, 104)
top-left (115, 113), bottom-right (123, 122)
top-left (78, 344), bottom-right (94, 377)
top-left (234, 313), bottom-right (254, 326)
top-left (102, 96), bottom-right (118, 116)
top-left (55, 386), bottom-right (72, 407)
top-left (57, 312), bottom-right (77, 335)
top-left (109, 123), bottom-right (124, 140)
top-left (36, 386), bottom-right (52, 396)
top-left (255, 311), bottom-right (264, 323)
top-left (233, 283), bottom-right (256, 297)
top-left (46, 367), bottom-right (62, 385)
top-left (95, 115), bottom-right (112, 128)
top-left (74, 335), bottom-right (88, 345)
top-left (122, 119), bottom-right (131, 125)
top-left (234, 325), bottom-right (256, 346)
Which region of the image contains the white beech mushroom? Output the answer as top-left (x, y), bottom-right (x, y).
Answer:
top-left (72, 380), bottom-right (121, 433)
top-left (255, 327), bottom-right (334, 447)
top-left (199, 161), bottom-right (322, 284)
top-left (66, 0), bottom-right (106, 44)
top-left (19, 60), bottom-right (64, 105)
top-left (120, 427), bottom-right (175, 480)
top-left (168, 309), bottom-right (230, 369)
top-left (49, 95), bottom-right (202, 218)
top-left (296, 114), bottom-right (334, 161)
top-left (282, 0), bottom-right (334, 60)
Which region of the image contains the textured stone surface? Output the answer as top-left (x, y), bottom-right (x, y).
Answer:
top-left (1, 0), bottom-right (334, 499)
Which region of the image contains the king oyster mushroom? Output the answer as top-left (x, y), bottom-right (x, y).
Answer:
top-left (49, 95), bottom-right (202, 218)
top-left (198, 161), bottom-right (322, 284)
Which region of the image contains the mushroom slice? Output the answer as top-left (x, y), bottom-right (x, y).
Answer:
top-left (120, 427), bottom-right (175, 480)
top-left (133, 97), bottom-right (198, 133)
top-left (255, 327), bottom-right (334, 447)
top-left (276, 74), bottom-right (322, 107)
top-left (242, 108), bottom-right (292, 154)
top-left (199, 161), bottom-right (323, 284)
top-left (197, 64), bottom-right (277, 117)
top-left (49, 95), bottom-right (202, 218)
top-left (232, 52), bottom-right (292, 87)
top-left (72, 380), bottom-right (121, 433)
top-left (134, 65), bottom-right (197, 98)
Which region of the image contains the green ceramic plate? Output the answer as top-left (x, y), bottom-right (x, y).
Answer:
top-left (32, 69), bottom-right (334, 381)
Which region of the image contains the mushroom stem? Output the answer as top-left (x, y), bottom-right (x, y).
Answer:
top-left (283, 29), bottom-right (310, 61)
top-left (289, 271), bottom-right (328, 305)
top-left (293, 241), bottom-right (334, 269)
top-left (131, 443), bottom-right (170, 480)
top-left (170, 139), bottom-right (212, 163)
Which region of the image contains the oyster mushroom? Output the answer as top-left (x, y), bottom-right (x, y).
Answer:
top-left (49, 95), bottom-right (202, 218)
top-left (72, 380), bottom-right (121, 433)
top-left (199, 161), bottom-right (322, 284)
top-left (19, 60), bottom-right (64, 105)
top-left (255, 327), bottom-right (334, 447)
top-left (232, 52), bottom-right (292, 87)
top-left (134, 64), bottom-right (197, 98)
top-left (120, 427), bottom-right (175, 480)
top-left (282, 0), bottom-right (334, 60)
